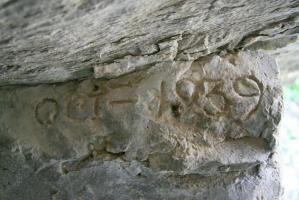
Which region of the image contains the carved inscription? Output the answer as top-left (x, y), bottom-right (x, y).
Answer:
top-left (35, 86), bottom-right (139, 125)
top-left (233, 76), bottom-right (263, 120)
top-left (234, 77), bottom-right (260, 97)
top-left (67, 95), bottom-right (94, 120)
top-left (109, 99), bottom-right (137, 105)
top-left (35, 98), bottom-right (59, 125)
top-left (174, 76), bottom-right (262, 119)
top-left (198, 80), bottom-right (229, 117)
top-left (203, 93), bottom-right (228, 116)
top-left (27, 52), bottom-right (280, 164)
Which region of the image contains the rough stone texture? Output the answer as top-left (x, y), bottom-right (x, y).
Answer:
top-left (0, 0), bottom-right (297, 199)
top-left (0, 0), bottom-right (299, 85)
top-left (0, 51), bottom-right (283, 199)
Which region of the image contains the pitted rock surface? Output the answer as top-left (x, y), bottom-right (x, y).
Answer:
top-left (0, 51), bottom-right (282, 199)
top-left (1, 0), bottom-right (296, 199)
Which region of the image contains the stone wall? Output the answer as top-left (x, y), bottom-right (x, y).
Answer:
top-left (0, 0), bottom-right (298, 199)
top-left (0, 52), bottom-right (283, 199)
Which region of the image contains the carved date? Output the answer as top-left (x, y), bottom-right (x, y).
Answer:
top-left (175, 76), bottom-right (262, 119)
top-left (35, 98), bottom-right (59, 125)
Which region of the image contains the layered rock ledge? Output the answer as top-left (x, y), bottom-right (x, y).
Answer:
top-left (0, 0), bottom-right (298, 199)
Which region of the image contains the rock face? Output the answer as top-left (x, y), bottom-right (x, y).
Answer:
top-left (0, 0), bottom-right (296, 199)
top-left (0, 0), bottom-right (299, 85)
top-left (0, 51), bottom-right (282, 199)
